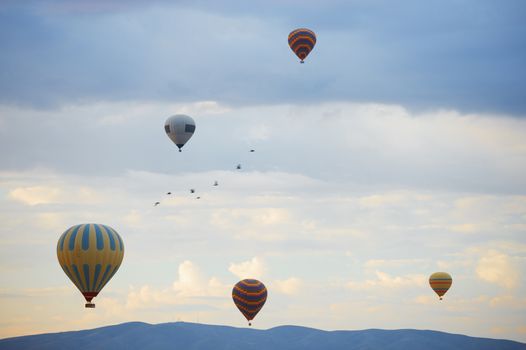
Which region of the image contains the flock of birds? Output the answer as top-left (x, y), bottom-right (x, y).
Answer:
top-left (152, 149), bottom-right (255, 206)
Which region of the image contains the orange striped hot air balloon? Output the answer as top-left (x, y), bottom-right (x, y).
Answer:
top-left (288, 28), bottom-right (316, 63)
top-left (429, 272), bottom-right (452, 300)
top-left (232, 279), bottom-right (267, 326)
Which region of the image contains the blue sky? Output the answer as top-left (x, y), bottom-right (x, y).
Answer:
top-left (1, 0), bottom-right (525, 113)
top-left (1, 0), bottom-right (526, 343)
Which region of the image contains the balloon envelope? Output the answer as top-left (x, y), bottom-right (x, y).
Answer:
top-left (232, 279), bottom-right (267, 325)
top-left (57, 224), bottom-right (124, 307)
top-left (429, 272), bottom-right (452, 300)
top-left (164, 114), bottom-right (196, 151)
top-left (288, 28), bottom-right (316, 63)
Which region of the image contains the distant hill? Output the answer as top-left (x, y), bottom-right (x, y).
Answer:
top-left (1, 322), bottom-right (525, 350)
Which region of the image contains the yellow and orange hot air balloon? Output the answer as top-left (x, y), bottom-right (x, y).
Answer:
top-left (429, 272), bottom-right (452, 300)
top-left (57, 224), bottom-right (124, 308)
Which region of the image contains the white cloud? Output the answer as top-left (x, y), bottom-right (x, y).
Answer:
top-left (245, 124), bottom-right (270, 141)
top-left (228, 257), bottom-right (267, 280)
top-left (476, 250), bottom-right (520, 289)
top-left (123, 209), bottom-right (143, 226)
top-left (488, 295), bottom-right (526, 308)
top-left (8, 184), bottom-right (104, 206)
top-left (273, 277), bottom-right (303, 295)
top-left (347, 271), bottom-right (426, 291)
top-left (126, 261), bottom-right (229, 310)
top-left (358, 193), bottom-right (407, 208)
top-left (186, 101), bottom-right (231, 115)
top-left (171, 260), bottom-right (229, 298)
top-left (213, 208), bottom-right (290, 227)
top-left (91, 100), bottom-right (230, 125)
top-left (126, 285), bottom-right (175, 310)
top-left (0, 286), bottom-right (73, 298)
top-left (414, 295), bottom-right (436, 305)
top-left (448, 223), bottom-right (479, 234)
top-left (172, 260), bottom-right (208, 297)
top-left (8, 186), bottom-right (62, 205)
top-left (364, 259), bottom-right (427, 269)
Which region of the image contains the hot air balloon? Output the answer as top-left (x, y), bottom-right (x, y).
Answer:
top-left (57, 224), bottom-right (124, 308)
top-left (429, 272), bottom-right (452, 300)
top-left (288, 28), bottom-right (316, 63)
top-left (232, 279), bottom-right (267, 326)
top-left (164, 114), bottom-right (196, 152)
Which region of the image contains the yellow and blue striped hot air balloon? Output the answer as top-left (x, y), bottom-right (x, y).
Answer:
top-left (57, 224), bottom-right (124, 308)
top-left (288, 28), bottom-right (316, 63)
top-left (232, 279), bottom-right (267, 326)
top-left (429, 272), bottom-right (452, 300)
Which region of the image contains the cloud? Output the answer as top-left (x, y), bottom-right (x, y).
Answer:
top-left (210, 206), bottom-right (295, 241)
top-left (358, 193), bottom-right (408, 208)
top-left (414, 295), bottom-right (436, 305)
top-left (126, 285), bottom-right (175, 310)
top-left (212, 208), bottom-right (290, 227)
top-left (448, 223), bottom-right (479, 234)
top-left (228, 257), bottom-right (267, 279)
top-left (0, 286), bottom-right (73, 298)
top-left (2, 1), bottom-right (526, 113)
top-left (172, 260), bottom-right (206, 296)
top-left (126, 261), bottom-right (229, 310)
top-left (273, 277), bottom-right (302, 295)
top-left (347, 271), bottom-right (426, 291)
top-left (476, 250), bottom-right (520, 289)
top-left (7, 183), bottom-right (104, 206)
top-left (245, 124), bottom-right (270, 142)
top-left (172, 260), bottom-right (228, 298)
top-left (122, 209), bottom-right (142, 226)
top-left (488, 295), bottom-right (526, 309)
top-left (3, 101), bottom-right (525, 195)
top-left (176, 101), bottom-right (231, 116)
top-left (36, 212), bottom-right (67, 230)
top-left (8, 186), bottom-right (62, 205)
top-left (364, 259), bottom-right (427, 269)
top-left (171, 260), bottom-right (229, 298)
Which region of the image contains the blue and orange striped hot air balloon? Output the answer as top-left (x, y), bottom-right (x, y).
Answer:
top-left (429, 272), bottom-right (452, 300)
top-left (232, 279), bottom-right (267, 326)
top-left (57, 224), bottom-right (124, 308)
top-left (288, 28), bottom-right (316, 63)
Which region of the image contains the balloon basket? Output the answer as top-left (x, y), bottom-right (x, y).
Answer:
top-left (85, 302), bottom-right (95, 308)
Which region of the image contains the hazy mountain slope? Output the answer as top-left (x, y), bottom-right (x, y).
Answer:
top-left (1, 322), bottom-right (524, 350)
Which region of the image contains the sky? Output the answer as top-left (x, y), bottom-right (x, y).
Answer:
top-left (1, 0), bottom-right (526, 343)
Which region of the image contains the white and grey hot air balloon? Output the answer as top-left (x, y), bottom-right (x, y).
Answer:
top-left (164, 114), bottom-right (196, 152)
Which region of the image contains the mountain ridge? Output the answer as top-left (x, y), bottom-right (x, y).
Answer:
top-left (1, 321), bottom-right (525, 350)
